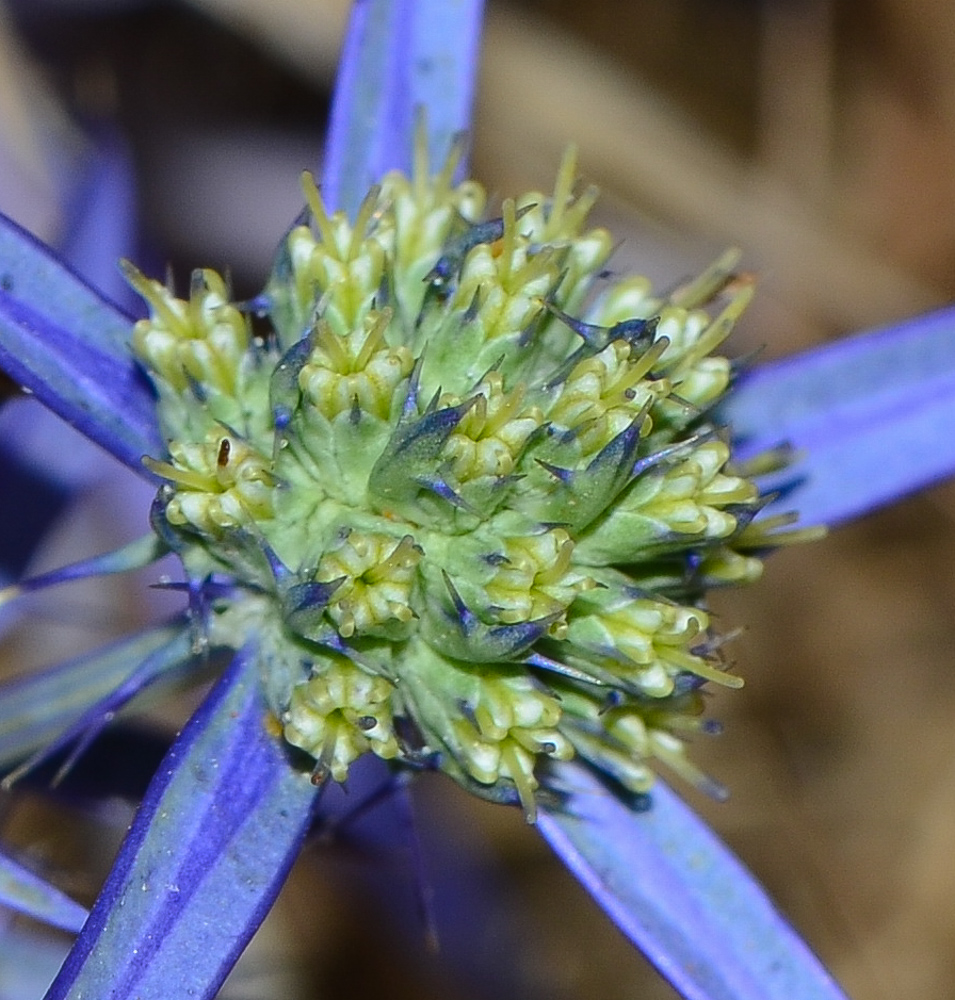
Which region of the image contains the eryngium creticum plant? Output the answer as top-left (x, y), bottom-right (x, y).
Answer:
top-left (9, 2), bottom-right (955, 999)
top-left (122, 140), bottom-right (793, 821)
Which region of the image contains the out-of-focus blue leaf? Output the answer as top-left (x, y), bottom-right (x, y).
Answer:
top-left (0, 850), bottom-right (87, 933)
top-left (0, 400), bottom-right (159, 642)
top-left (21, 724), bottom-right (172, 808)
top-left (0, 211), bottom-right (162, 472)
top-left (58, 130), bottom-right (142, 315)
top-left (322, 0), bottom-right (485, 217)
top-left (3, 617), bottom-right (193, 789)
top-left (0, 414), bottom-right (74, 583)
top-left (0, 131), bottom-right (144, 585)
top-left (538, 762), bottom-right (848, 1000)
top-left (316, 760), bottom-right (535, 999)
top-left (8, 534), bottom-right (164, 603)
top-left (44, 644), bottom-right (322, 1000)
top-left (0, 622), bottom-right (189, 772)
top-left (0, 922), bottom-right (71, 1000)
top-left (723, 306), bottom-right (955, 527)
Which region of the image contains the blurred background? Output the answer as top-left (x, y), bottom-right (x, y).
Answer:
top-left (3, 1), bottom-right (955, 998)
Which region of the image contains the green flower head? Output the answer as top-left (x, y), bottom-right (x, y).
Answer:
top-left (127, 138), bottom-right (807, 822)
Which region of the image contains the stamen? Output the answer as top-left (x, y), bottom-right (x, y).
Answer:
top-left (547, 144), bottom-right (578, 233)
top-left (500, 740), bottom-right (538, 824)
top-left (301, 171), bottom-right (339, 252)
top-left (668, 248), bottom-right (742, 309)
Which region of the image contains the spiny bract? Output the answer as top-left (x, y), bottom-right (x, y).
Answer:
top-left (127, 143), bottom-right (795, 821)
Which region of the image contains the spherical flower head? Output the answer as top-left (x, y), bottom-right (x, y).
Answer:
top-left (129, 141), bottom-right (811, 822)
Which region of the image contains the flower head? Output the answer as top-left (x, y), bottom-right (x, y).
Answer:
top-left (127, 139), bottom-right (792, 822)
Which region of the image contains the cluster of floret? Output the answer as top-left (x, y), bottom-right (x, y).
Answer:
top-left (126, 143), bottom-right (790, 821)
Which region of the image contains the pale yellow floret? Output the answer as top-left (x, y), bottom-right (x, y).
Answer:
top-left (588, 275), bottom-right (656, 327)
top-left (696, 547), bottom-right (766, 585)
top-left (484, 528), bottom-right (592, 632)
top-left (667, 356), bottom-right (732, 410)
top-left (283, 658), bottom-right (399, 782)
top-left (626, 440), bottom-right (758, 539)
top-left (284, 226), bottom-right (323, 328)
top-left (448, 672), bottom-right (573, 822)
top-left (563, 695), bottom-right (719, 796)
top-left (568, 593), bottom-right (742, 696)
top-left (645, 727), bottom-right (720, 791)
top-left (440, 373), bottom-right (544, 480)
top-left (652, 283), bottom-right (753, 411)
top-left (295, 175), bottom-right (391, 335)
top-left (299, 311), bottom-right (413, 421)
top-left (603, 600), bottom-right (705, 674)
top-left (547, 339), bottom-right (670, 455)
top-left (382, 126), bottom-right (485, 275)
top-left (315, 532), bottom-right (422, 638)
top-left (289, 140), bottom-right (487, 338)
top-left (145, 433), bottom-right (274, 532)
top-left (125, 262), bottom-right (249, 395)
top-left (585, 255), bottom-right (747, 414)
top-left (670, 279), bottom-right (754, 371)
top-left (513, 145), bottom-right (613, 299)
top-left (574, 734), bottom-right (656, 794)
top-left (654, 307), bottom-right (711, 362)
top-left (735, 512), bottom-right (828, 550)
top-left (451, 200), bottom-right (560, 341)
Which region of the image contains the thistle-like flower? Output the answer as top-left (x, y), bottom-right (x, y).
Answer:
top-left (125, 140), bottom-right (800, 822)
top-left (6, 4), bottom-right (955, 998)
